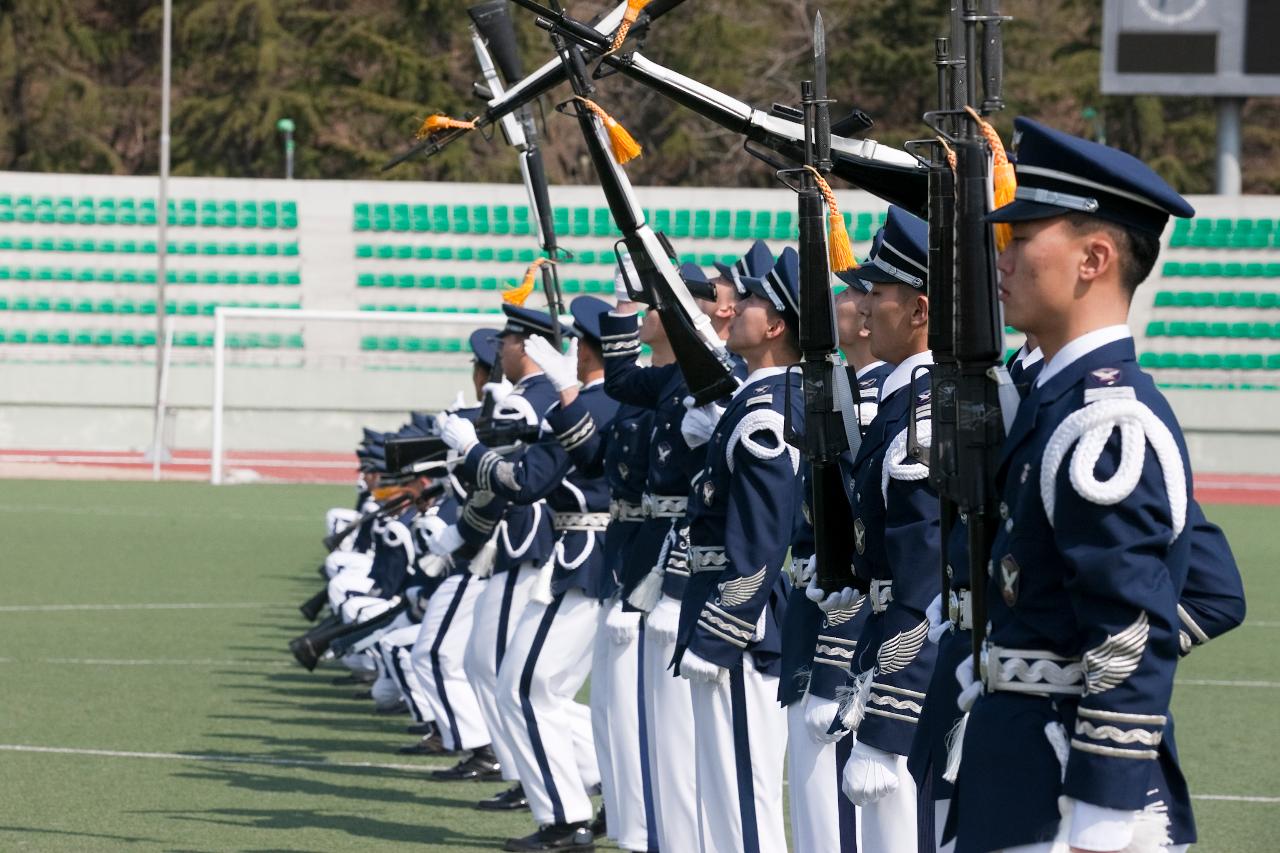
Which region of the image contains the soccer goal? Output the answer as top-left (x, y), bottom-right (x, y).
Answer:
top-left (208, 306), bottom-right (499, 484)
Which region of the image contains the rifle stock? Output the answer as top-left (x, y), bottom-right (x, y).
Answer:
top-left (384, 0), bottom-right (689, 171)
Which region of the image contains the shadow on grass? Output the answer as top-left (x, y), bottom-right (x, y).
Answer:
top-left (0, 824), bottom-right (161, 845)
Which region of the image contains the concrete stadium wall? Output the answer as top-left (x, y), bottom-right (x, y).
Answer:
top-left (0, 170), bottom-right (1276, 472)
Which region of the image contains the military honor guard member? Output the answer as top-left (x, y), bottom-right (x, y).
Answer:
top-left (948, 117), bottom-right (1234, 853)
top-left (442, 296), bottom-right (618, 851)
top-left (432, 304), bottom-right (562, 807)
top-left (674, 247), bottom-right (805, 853)
top-left (782, 268), bottom-right (892, 853)
top-left (833, 206), bottom-right (940, 853)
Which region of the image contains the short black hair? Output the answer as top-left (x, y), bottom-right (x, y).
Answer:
top-left (764, 303), bottom-right (801, 357)
top-left (1064, 214), bottom-right (1161, 296)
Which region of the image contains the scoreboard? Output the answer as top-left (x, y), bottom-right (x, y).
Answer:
top-left (1102, 0), bottom-right (1280, 96)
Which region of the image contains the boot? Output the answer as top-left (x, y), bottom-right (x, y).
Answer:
top-left (299, 587), bottom-right (329, 621)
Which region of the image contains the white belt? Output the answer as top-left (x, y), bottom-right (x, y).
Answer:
top-left (983, 643), bottom-right (1085, 697)
top-left (948, 589), bottom-right (973, 631)
top-left (552, 512), bottom-right (610, 532)
top-left (642, 493), bottom-right (688, 518)
top-left (609, 499), bottom-right (646, 523)
top-left (870, 579), bottom-right (894, 613)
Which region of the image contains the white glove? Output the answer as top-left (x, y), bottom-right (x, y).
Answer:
top-left (841, 740), bottom-right (900, 806)
top-left (803, 691), bottom-right (848, 745)
top-left (605, 600), bottom-right (641, 645)
top-left (447, 390), bottom-right (466, 412)
top-left (523, 335), bottom-right (580, 393)
top-left (441, 414), bottom-right (479, 454)
top-left (955, 656), bottom-right (983, 713)
top-left (646, 594), bottom-right (681, 646)
top-left (481, 377), bottom-right (514, 407)
top-left (810, 585), bottom-right (859, 612)
top-left (679, 648), bottom-right (728, 685)
top-left (927, 593), bottom-right (950, 644)
top-left (426, 523), bottom-right (464, 557)
top-left (414, 513), bottom-right (448, 538)
top-left (680, 397), bottom-right (724, 449)
top-left (416, 553), bottom-right (447, 577)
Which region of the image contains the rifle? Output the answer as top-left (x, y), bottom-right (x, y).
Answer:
top-left (920, 0), bottom-right (1009, 674)
top-left (776, 14), bottom-right (864, 596)
top-left (383, 0), bottom-right (688, 171)
top-left (382, 422), bottom-right (541, 473)
top-left (468, 0), bottom-right (567, 348)
top-left (517, 6), bottom-right (928, 215)
top-left (550, 36), bottom-right (738, 405)
top-left (301, 482), bottom-right (446, 621)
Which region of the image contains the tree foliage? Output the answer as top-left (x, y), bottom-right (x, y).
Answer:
top-left (0, 0), bottom-right (1275, 193)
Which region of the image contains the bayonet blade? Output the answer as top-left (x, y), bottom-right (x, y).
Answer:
top-left (813, 11), bottom-right (832, 171)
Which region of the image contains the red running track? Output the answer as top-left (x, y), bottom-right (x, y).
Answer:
top-left (2, 449), bottom-right (1279, 503)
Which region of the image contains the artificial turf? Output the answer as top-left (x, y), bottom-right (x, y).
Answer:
top-left (0, 480), bottom-right (1275, 851)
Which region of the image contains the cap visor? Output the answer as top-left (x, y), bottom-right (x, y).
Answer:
top-left (741, 275), bottom-right (771, 302)
top-left (986, 198), bottom-right (1070, 224)
top-left (835, 269), bottom-right (872, 293)
top-left (852, 261), bottom-right (899, 285)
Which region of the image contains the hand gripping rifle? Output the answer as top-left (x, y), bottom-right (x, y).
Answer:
top-left (512, 5), bottom-right (929, 215)
top-left (383, 0), bottom-right (688, 171)
top-left (776, 13), bottom-right (865, 597)
top-left (469, 0), bottom-right (567, 349)
top-left (920, 0), bottom-right (1011, 675)
top-left (551, 35), bottom-right (738, 405)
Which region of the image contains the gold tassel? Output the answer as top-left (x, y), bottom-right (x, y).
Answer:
top-left (414, 113), bottom-right (477, 140)
top-left (503, 257), bottom-right (552, 306)
top-left (608, 0), bottom-right (652, 53)
top-left (371, 485), bottom-right (405, 502)
top-left (965, 106), bottom-right (1017, 251)
top-left (803, 165), bottom-right (857, 272)
top-left (574, 96), bottom-right (642, 164)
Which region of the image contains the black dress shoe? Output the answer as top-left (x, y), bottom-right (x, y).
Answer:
top-left (397, 731), bottom-right (455, 756)
top-left (351, 689), bottom-right (373, 701)
top-left (589, 804), bottom-right (606, 838)
top-left (503, 822), bottom-right (593, 851)
top-left (475, 782), bottom-right (528, 810)
top-left (432, 745), bottom-right (501, 782)
top-left (288, 637), bottom-right (320, 671)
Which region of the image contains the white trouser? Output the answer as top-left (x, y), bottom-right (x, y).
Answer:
top-left (690, 655), bottom-right (787, 853)
top-left (464, 564), bottom-right (538, 778)
top-left (325, 508), bottom-right (361, 551)
top-left (329, 566), bottom-right (376, 614)
top-left (852, 748), bottom-right (917, 853)
top-left (643, 614), bottom-right (697, 851)
top-left (787, 701), bottom-right (860, 852)
top-left (498, 588), bottom-right (601, 827)
top-left (323, 549), bottom-right (373, 583)
top-left (999, 840), bottom-right (1188, 853)
top-left (376, 623), bottom-right (431, 721)
top-left (411, 573), bottom-right (489, 750)
top-left (590, 604), bottom-right (654, 851)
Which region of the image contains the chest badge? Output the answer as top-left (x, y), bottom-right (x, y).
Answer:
top-left (801, 501), bottom-right (812, 526)
top-left (1020, 462), bottom-right (1031, 484)
top-left (1000, 555), bottom-right (1020, 606)
top-left (702, 480), bottom-right (716, 506)
top-left (854, 518), bottom-right (866, 554)
top-left (656, 442), bottom-right (672, 466)
top-left (617, 462), bottom-right (629, 480)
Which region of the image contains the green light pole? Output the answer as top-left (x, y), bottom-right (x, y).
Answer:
top-left (277, 118), bottom-right (296, 179)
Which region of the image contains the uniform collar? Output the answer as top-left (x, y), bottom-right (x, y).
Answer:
top-left (879, 350), bottom-right (933, 401)
top-left (856, 360), bottom-right (888, 380)
top-left (582, 377), bottom-right (605, 390)
top-left (733, 365), bottom-right (790, 398)
top-left (1021, 346), bottom-right (1044, 369)
top-left (1034, 325), bottom-right (1130, 388)
top-left (514, 370), bottom-right (546, 387)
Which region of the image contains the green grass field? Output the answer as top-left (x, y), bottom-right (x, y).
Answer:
top-left (0, 480), bottom-right (1275, 851)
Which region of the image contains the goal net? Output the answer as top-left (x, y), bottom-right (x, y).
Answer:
top-left (207, 307), bottom-right (499, 484)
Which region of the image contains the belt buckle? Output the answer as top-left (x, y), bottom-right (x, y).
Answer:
top-left (641, 494), bottom-right (655, 517)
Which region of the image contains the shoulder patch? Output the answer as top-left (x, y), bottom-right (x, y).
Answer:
top-left (1085, 365), bottom-right (1136, 404)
